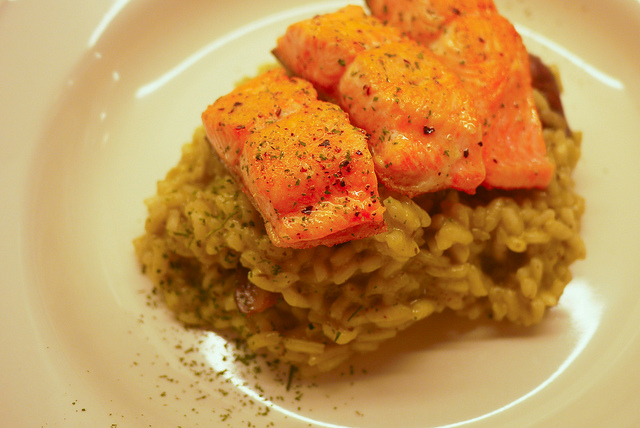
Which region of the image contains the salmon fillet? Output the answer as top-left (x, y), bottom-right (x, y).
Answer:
top-left (367, 1), bottom-right (554, 189)
top-left (272, 5), bottom-right (403, 99)
top-left (428, 13), bottom-right (553, 188)
top-left (274, 5), bottom-right (485, 196)
top-left (202, 68), bottom-right (385, 249)
top-left (338, 41), bottom-right (485, 196)
top-left (366, 0), bottom-right (496, 44)
top-left (201, 68), bottom-right (316, 169)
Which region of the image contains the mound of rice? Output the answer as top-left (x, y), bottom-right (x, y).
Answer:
top-left (134, 78), bottom-right (585, 374)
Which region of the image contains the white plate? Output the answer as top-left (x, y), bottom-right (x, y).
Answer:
top-left (2, 0), bottom-right (640, 426)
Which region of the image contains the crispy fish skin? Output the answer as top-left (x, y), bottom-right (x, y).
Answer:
top-left (272, 5), bottom-right (403, 99)
top-left (338, 41), bottom-right (485, 196)
top-left (274, 5), bottom-right (485, 196)
top-left (202, 68), bottom-right (385, 249)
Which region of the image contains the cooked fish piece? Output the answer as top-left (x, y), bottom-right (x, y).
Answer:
top-left (429, 13), bottom-right (554, 188)
top-left (338, 41), bottom-right (485, 196)
top-left (366, 1), bottom-right (554, 189)
top-left (202, 68), bottom-right (317, 169)
top-left (272, 4), bottom-right (403, 99)
top-left (202, 68), bottom-right (385, 249)
top-left (240, 103), bottom-right (386, 248)
top-left (366, 0), bottom-right (496, 44)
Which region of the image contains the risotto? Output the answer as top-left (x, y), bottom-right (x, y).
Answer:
top-left (133, 68), bottom-right (585, 374)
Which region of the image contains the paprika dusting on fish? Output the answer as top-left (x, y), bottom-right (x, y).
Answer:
top-left (272, 5), bottom-right (403, 100)
top-left (202, 68), bottom-right (385, 249)
top-left (365, 0), bottom-right (496, 44)
top-left (368, 0), bottom-right (555, 189)
top-left (338, 41), bottom-right (485, 196)
top-left (202, 68), bottom-right (316, 169)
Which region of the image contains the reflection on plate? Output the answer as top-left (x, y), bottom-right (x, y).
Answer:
top-left (2, 0), bottom-right (640, 426)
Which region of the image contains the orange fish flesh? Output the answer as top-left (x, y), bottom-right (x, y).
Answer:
top-left (202, 68), bottom-right (386, 249)
top-left (368, 1), bottom-right (554, 189)
top-left (365, 0), bottom-right (496, 44)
